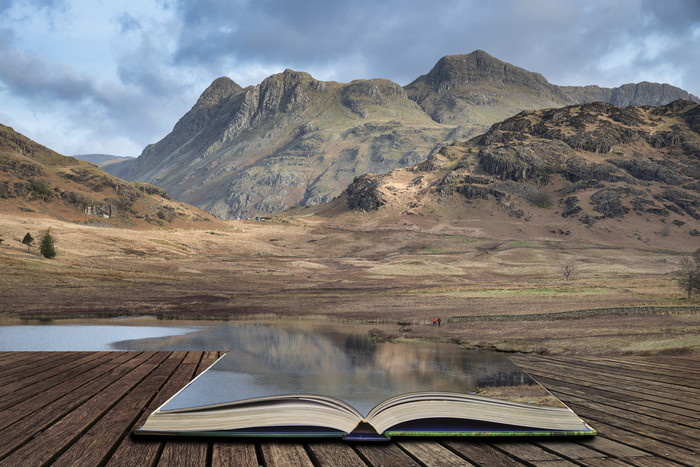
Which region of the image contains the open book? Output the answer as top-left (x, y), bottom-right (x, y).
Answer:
top-left (135, 324), bottom-right (595, 440)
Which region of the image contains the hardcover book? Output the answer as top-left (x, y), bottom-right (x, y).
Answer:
top-left (135, 324), bottom-right (595, 440)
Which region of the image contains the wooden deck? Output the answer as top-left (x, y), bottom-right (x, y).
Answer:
top-left (0, 352), bottom-right (697, 466)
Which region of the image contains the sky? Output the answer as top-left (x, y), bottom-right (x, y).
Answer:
top-left (1, 0), bottom-right (699, 158)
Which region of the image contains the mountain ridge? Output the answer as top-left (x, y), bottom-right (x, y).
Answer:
top-left (103, 50), bottom-right (699, 219)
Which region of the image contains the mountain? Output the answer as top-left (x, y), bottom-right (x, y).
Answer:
top-left (104, 51), bottom-right (699, 219)
top-left (74, 153), bottom-right (134, 166)
top-left (0, 124), bottom-right (223, 228)
top-left (328, 100), bottom-right (700, 247)
top-left (108, 71), bottom-right (448, 219)
top-left (404, 50), bottom-right (699, 128)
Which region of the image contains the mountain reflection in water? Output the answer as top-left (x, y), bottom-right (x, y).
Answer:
top-left (154, 323), bottom-right (546, 416)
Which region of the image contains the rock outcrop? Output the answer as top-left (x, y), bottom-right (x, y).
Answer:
top-left (339, 100), bottom-right (700, 238)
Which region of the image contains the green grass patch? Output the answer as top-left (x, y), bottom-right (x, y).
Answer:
top-left (447, 287), bottom-right (610, 298)
top-left (449, 306), bottom-right (700, 323)
top-left (502, 240), bottom-right (546, 249)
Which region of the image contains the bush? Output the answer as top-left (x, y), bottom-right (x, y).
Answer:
top-left (31, 179), bottom-right (52, 201)
top-left (22, 232), bottom-right (34, 252)
top-left (40, 231), bottom-right (56, 258)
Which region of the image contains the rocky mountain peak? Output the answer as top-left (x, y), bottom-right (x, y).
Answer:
top-left (193, 77), bottom-right (243, 110)
top-left (409, 50), bottom-right (551, 91)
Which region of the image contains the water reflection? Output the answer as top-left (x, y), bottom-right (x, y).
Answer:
top-left (0, 323), bottom-right (204, 351)
top-left (161, 323), bottom-right (548, 417)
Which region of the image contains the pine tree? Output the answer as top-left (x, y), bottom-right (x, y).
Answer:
top-left (40, 231), bottom-right (56, 258)
top-left (678, 248), bottom-right (700, 298)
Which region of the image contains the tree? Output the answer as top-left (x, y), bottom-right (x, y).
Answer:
top-left (22, 233), bottom-right (34, 252)
top-left (678, 249), bottom-right (700, 298)
top-left (563, 263), bottom-right (576, 281)
top-left (40, 231), bottom-right (56, 259)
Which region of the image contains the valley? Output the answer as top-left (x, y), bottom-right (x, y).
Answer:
top-left (1, 210), bottom-right (697, 356)
top-left (1, 52), bottom-right (698, 358)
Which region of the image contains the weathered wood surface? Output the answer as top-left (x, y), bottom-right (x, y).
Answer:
top-left (0, 352), bottom-right (697, 466)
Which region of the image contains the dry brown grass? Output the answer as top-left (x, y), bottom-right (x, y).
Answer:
top-left (0, 212), bottom-right (697, 356)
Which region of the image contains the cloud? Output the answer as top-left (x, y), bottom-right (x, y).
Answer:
top-left (0, 0), bottom-right (699, 158)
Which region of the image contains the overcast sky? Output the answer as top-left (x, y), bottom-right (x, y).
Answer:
top-left (1, 0), bottom-right (699, 157)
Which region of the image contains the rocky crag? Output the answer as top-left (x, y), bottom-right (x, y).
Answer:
top-left (340, 100), bottom-right (700, 241)
top-left (105, 51), bottom-right (698, 219)
top-left (0, 124), bottom-right (221, 228)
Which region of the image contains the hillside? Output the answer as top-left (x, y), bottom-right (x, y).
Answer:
top-left (0, 124), bottom-right (223, 228)
top-left (104, 51), bottom-right (699, 219)
top-left (324, 100), bottom-right (700, 249)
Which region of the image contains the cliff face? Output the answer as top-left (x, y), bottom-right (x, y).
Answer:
top-left (106, 50), bottom-right (699, 219)
top-left (111, 69), bottom-right (447, 219)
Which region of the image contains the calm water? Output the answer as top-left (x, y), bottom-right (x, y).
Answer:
top-left (159, 323), bottom-right (543, 417)
top-left (0, 322), bottom-right (206, 351)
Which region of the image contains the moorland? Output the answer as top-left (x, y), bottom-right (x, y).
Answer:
top-left (1, 207), bottom-right (697, 356)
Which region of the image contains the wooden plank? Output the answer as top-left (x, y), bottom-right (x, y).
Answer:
top-left (0, 352), bottom-right (165, 466)
top-left (443, 440), bottom-right (527, 465)
top-left (260, 441), bottom-right (314, 467)
top-left (574, 436), bottom-right (649, 459)
top-left (397, 440), bottom-right (475, 466)
top-left (157, 440), bottom-right (208, 467)
top-left (50, 352), bottom-right (185, 467)
top-left (514, 360), bottom-right (700, 419)
top-left (514, 357), bottom-right (700, 410)
top-left (0, 351), bottom-right (59, 372)
top-left (0, 352), bottom-right (138, 433)
top-left (568, 356), bottom-right (700, 396)
top-left (597, 356), bottom-right (700, 379)
top-left (526, 365), bottom-right (700, 430)
top-left (567, 418), bottom-right (699, 466)
top-left (577, 458), bottom-right (635, 466)
top-left (105, 352), bottom-right (191, 467)
top-left (520, 372), bottom-right (699, 443)
top-left (306, 441), bottom-right (367, 467)
top-left (564, 401), bottom-right (700, 452)
top-left (211, 442), bottom-right (259, 467)
top-left (353, 442), bottom-right (420, 466)
top-left (516, 360), bottom-right (697, 407)
top-left (535, 439), bottom-right (608, 462)
top-left (624, 456), bottom-right (688, 466)
top-left (0, 352), bottom-right (154, 460)
top-left (526, 374), bottom-right (699, 430)
top-left (0, 352), bottom-right (92, 392)
top-left (0, 351), bottom-right (121, 414)
top-left (493, 441), bottom-right (564, 463)
top-left (155, 351), bottom-right (221, 466)
top-left (561, 356), bottom-right (700, 385)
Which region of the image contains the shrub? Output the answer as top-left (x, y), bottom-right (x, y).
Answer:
top-left (31, 179), bottom-right (52, 201)
top-left (40, 231), bottom-right (56, 258)
top-left (22, 232), bottom-right (34, 252)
